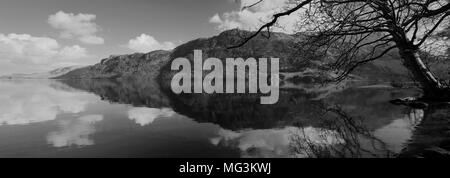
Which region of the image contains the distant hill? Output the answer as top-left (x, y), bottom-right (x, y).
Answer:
top-left (0, 66), bottom-right (84, 79)
top-left (56, 50), bottom-right (171, 80)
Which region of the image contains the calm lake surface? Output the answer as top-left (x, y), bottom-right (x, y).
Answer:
top-left (0, 79), bottom-right (448, 158)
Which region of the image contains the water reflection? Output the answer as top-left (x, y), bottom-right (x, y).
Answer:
top-left (289, 106), bottom-right (395, 158)
top-left (47, 115), bottom-right (103, 147)
top-left (399, 105), bottom-right (450, 158)
top-left (0, 80), bottom-right (93, 125)
top-left (211, 127), bottom-right (343, 158)
top-left (61, 78), bottom-right (421, 157)
top-left (128, 108), bottom-right (175, 126)
top-left (0, 78), bottom-right (448, 158)
top-left (374, 109), bottom-right (423, 153)
top-left (61, 78), bottom-right (170, 108)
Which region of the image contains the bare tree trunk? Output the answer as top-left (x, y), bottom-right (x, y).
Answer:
top-left (398, 48), bottom-right (449, 100)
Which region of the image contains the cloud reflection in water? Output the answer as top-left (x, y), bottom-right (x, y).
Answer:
top-left (128, 107), bottom-right (175, 126)
top-left (210, 127), bottom-right (344, 158)
top-left (0, 80), bottom-right (92, 125)
top-left (47, 115), bottom-right (103, 147)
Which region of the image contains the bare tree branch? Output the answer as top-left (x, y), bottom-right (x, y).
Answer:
top-left (241, 0), bottom-right (264, 11)
top-left (228, 0), bottom-right (313, 49)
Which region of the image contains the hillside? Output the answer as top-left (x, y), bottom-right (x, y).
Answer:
top-left (158, 29), bottom-right (412, 88)
top-left (57, 50), bottom-right (171, 80)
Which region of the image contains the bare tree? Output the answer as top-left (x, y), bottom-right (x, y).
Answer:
top-left (230, 0), bottom-right (450, 101)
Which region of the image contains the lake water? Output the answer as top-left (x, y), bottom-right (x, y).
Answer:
top-left (0, 79), bottom-right (448, 158)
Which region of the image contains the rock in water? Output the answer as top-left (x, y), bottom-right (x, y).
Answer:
top-left (390, 97), bottom-right (429, 109)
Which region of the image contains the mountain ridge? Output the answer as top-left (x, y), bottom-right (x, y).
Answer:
top-left (6, 29), bottom-right (447, 84)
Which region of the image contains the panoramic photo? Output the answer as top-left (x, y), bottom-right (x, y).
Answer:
top-left (0, 0), bottom-right (449, 162)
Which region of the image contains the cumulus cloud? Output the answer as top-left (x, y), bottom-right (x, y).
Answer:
top-left (209, 0), bottom-right (300, 33)
top-left (209, 14), bottom-right (223, 24)
top-left (0, 33), bottom-right (59, 64)
top-left (48, 11), bottom-right (104, 44)
top-left (128, 107), bottom-right (175, 126)
top-left (125, 34), bottom-right (175, 53)
top-left (57, 45), bottom-right (89, 60)
top-left (0, 33), bottom-right (89, 66)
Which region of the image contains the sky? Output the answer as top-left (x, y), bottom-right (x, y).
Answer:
top-left (0, 0), bottom-right (297, 75)
top-left (1, 0), bottom-right (448, 75)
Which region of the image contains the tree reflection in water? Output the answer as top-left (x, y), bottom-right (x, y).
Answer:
top-left (289, 103), bottom-right (450, 158)
top-left (289, 105), bottom-right (393, 158)
top-left (399, 105), bottom-right (450, 158)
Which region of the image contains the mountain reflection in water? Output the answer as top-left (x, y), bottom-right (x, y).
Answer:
top-left (0, 79), bottom-right (448, 158)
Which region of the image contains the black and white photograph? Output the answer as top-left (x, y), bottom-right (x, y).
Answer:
top-left (0, 0), bottom-right (449, 165)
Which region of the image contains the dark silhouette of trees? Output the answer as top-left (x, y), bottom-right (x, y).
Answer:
top-left (230, 0), bottom-right (450, 101)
